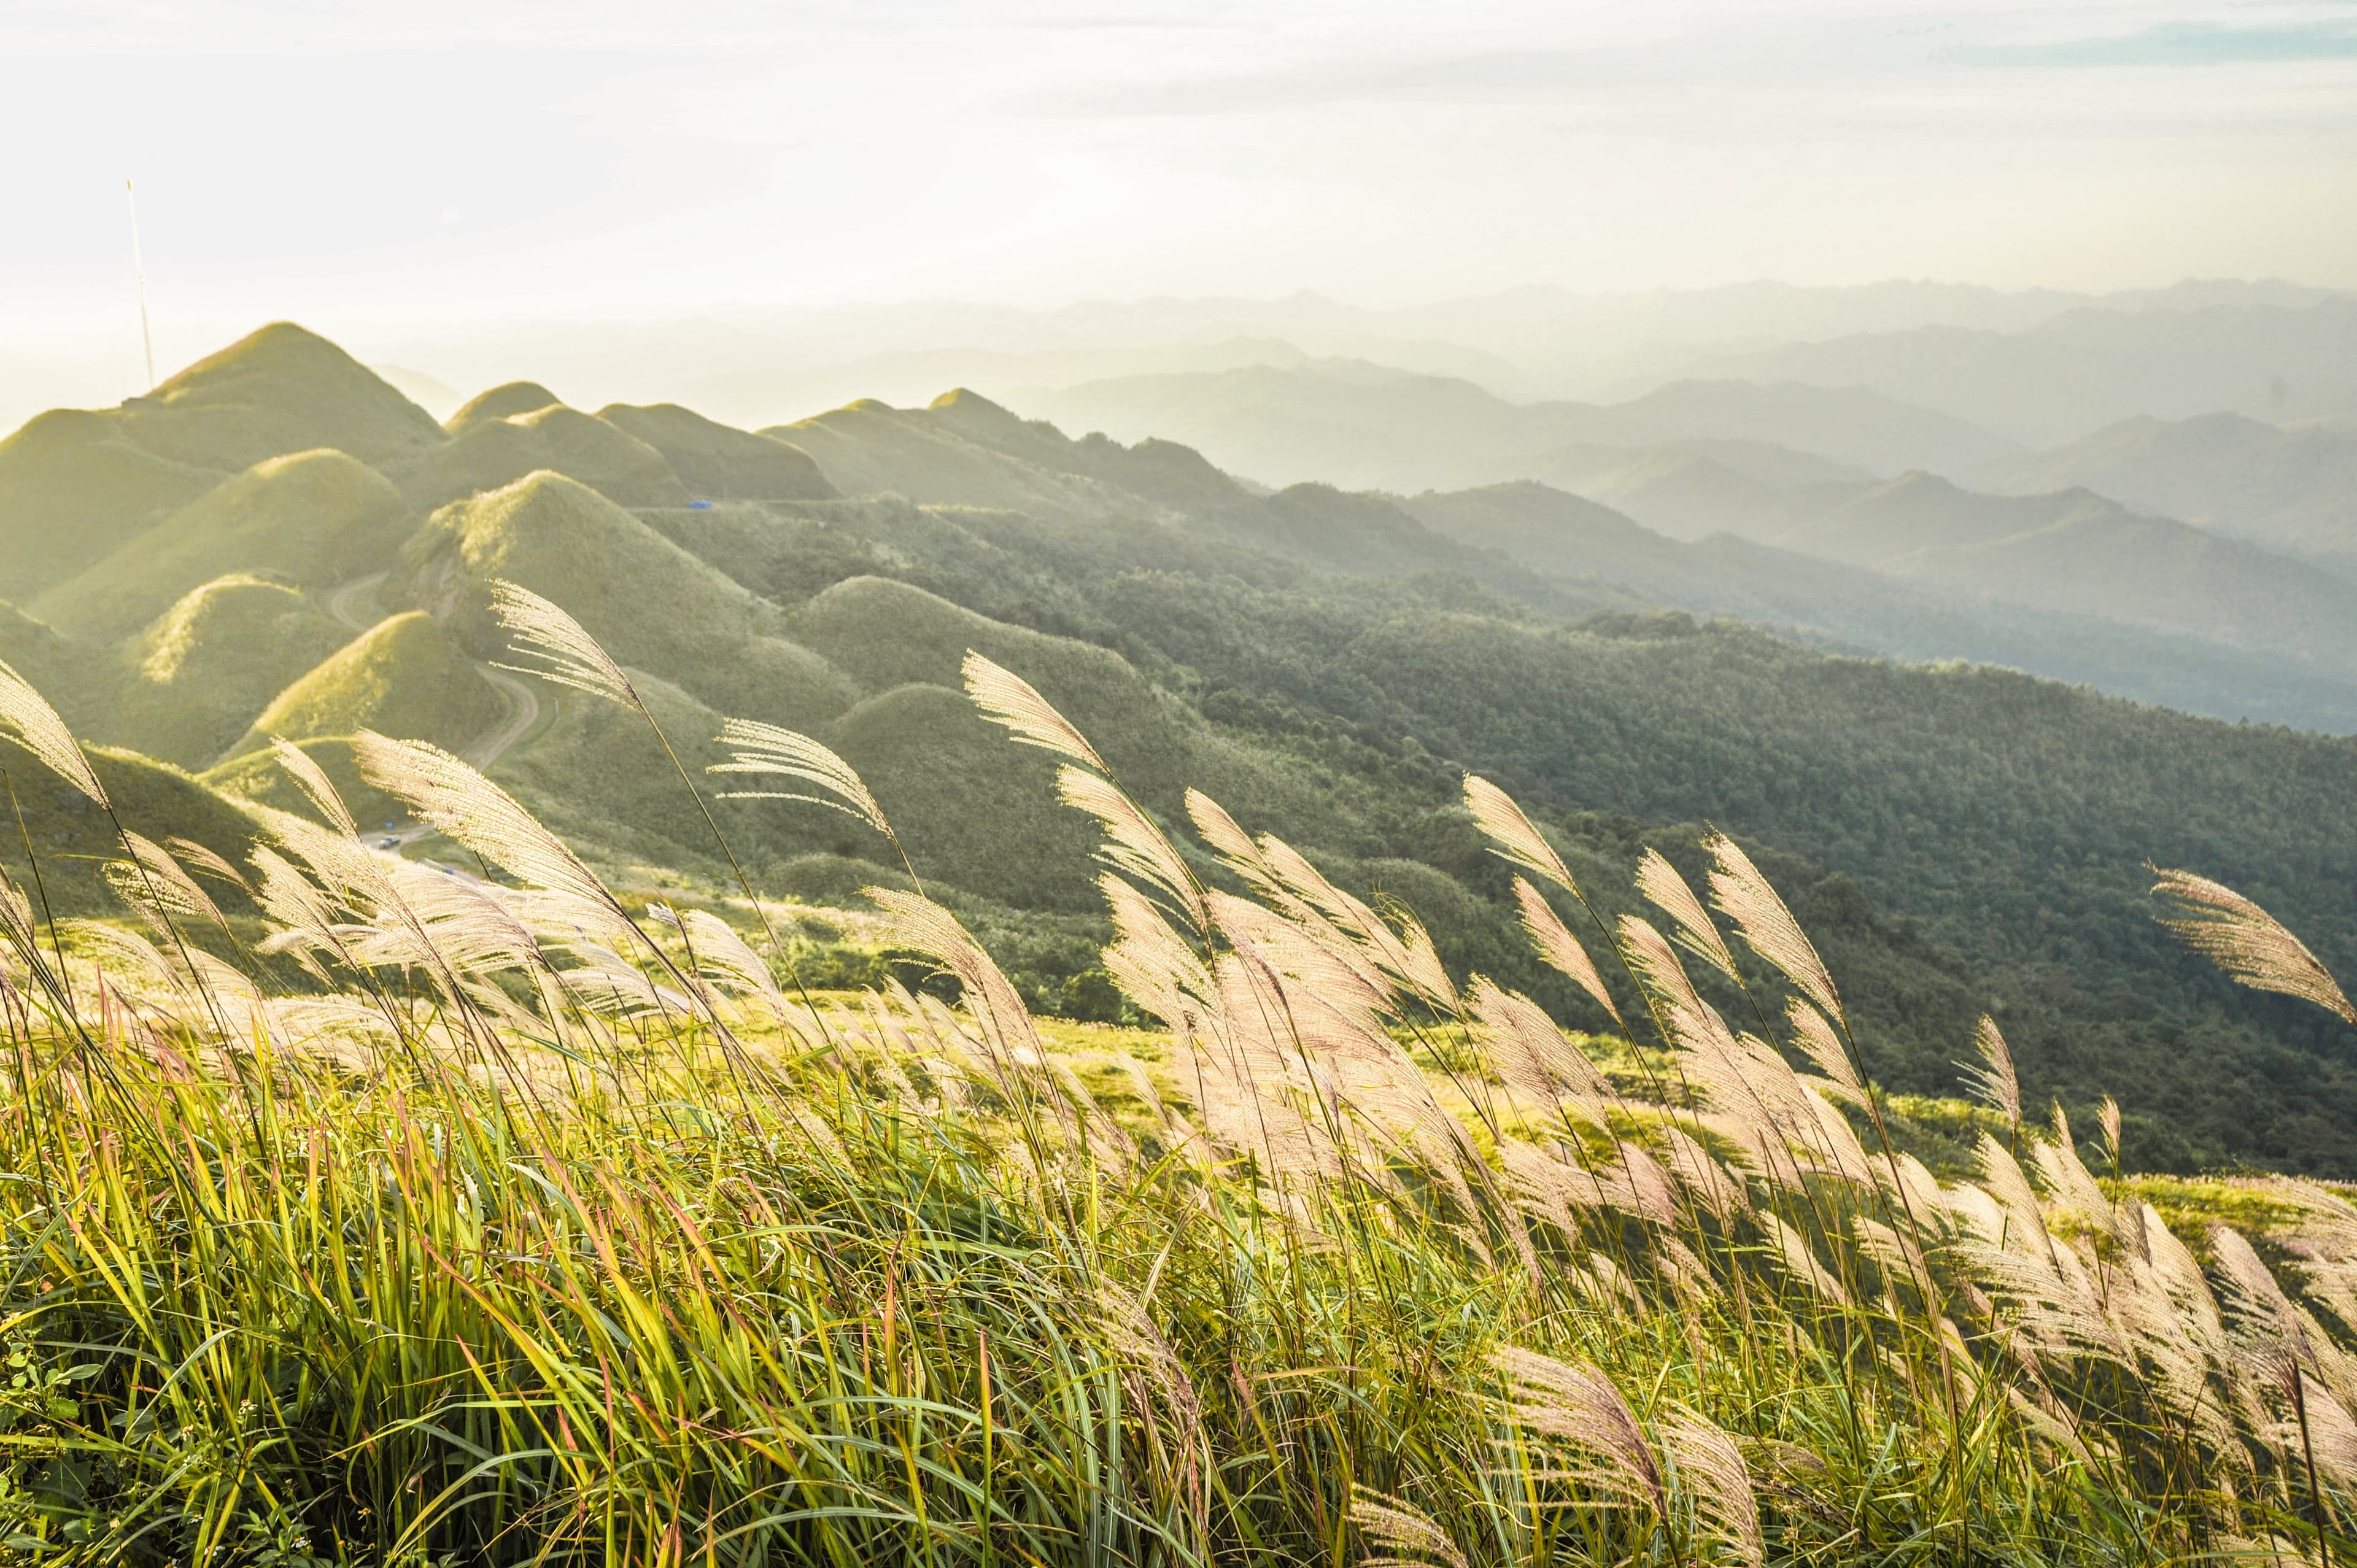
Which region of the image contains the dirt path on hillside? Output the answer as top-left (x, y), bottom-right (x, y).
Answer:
top-left (325, 572), bottom-right (543, 848)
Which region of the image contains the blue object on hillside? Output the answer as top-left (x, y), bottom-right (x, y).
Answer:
top-left (689, 499), bottom-right (713, 510)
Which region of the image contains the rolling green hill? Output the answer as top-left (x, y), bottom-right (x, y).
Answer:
top-left (33, 449), bottom-right (416, 642)
top-left (597, 403), bottom-right (837, 501)
top-left (112, 322), bottom-right (446, 471)
top-left (101, 576), bottom-right (357, 769)
top-left (0, 409), bottom-right (228, 596)
top-left (392, 469), bottom-right (855, 724)
top-left (386, 404), bottom-right (690, 511)
top-left (445, 381), bottom-right (563, 433)
top-left (228, 611), bottom-right (505, 759)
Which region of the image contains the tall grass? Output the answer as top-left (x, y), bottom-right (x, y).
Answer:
top-left (0, 604), bottom-right (2354, 1566)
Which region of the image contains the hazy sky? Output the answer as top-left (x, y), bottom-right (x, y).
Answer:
top-left (7, 1), bottom-right (2356, 365)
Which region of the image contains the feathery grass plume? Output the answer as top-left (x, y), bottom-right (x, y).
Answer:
top-left (1787, 998), bottom-right (1864, 1103)
top-left (708, 719), bottom-right (891, 837)
top-left (1961, 1014), bottom-right (2023, 1127)
top-left (1638, 847), bottom-right (1741, 983)
top-left (1349, 1491), bottom-right (1468, 1568)
top-left (271, 736), bottom-right (358, 837)
top-left (962, 650), bottom-right (1110, 774)
top-left (1665, 1410), bottom-right (1764, 1568)
top-left (1468, 975), bottom-right (1608, 1111)
top-left (678, 907), bottom-right (792, 1019)
top-left (2034, 1104), bottom-right (2119, 1245)
top-left (1100, 871), bottom-right (1209, 1026)
top-left (164, 836), bottom-right (255, 898)
top-left (486, 577), bottom-right (638, 708)
top-left (352, 732), bottom-right (634, 947)
top-left (2213, 1224), bottom-right (2319, 1366)
top-left (865, 887), bottom-right (1042, 1072)
top-left (2098, 1097), bottom-right (2122, 1168)
top-left (1185, 787), bottom-right (1260, 868)
top-left (1463, 773), bottom-right (1577, 892)
top-left (1059, 765), bottom-right (1207, 935)
top-left (1489, 1346), bottom-right (1668, 1520)
top-left (1662, 1124), bottom-right (1747, 1221)
top-left (0, 655), bottom-right (106, 807)
top-left (106, 832), bottom-right (228, 937)
top-left (2153, 867), bottom-right (2356, 1025)
top-left (1705, 830), bottom-right (1841, 1027)
top-left (1763, 1210), bottom-right (1852, 1307)
top-left (1512, 877), bottom-right (1621, 1025)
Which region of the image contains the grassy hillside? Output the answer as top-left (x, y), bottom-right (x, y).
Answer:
top-left (112, 321), bottom-right (446, 470)
top-left (33, 449), bottom-right (416, 641)
top-left (385, 404), bottom-right (689, 511)
top-left (392, 469), bottom-right (855, 724)
top-left (444, 380), bottom-right (562, 433)
top-left (0, 746), bottom-right (263, 916)
top-left (228, 611), bottom-right (505, 758)
top-left (0, 409), bottom-right (228, 595)
top-left (598, 403), bottom-right (837, 501)
top-left (98, 576), bottom-right (357, 768)
top-left (766, 398), bottom-right (1162, 519)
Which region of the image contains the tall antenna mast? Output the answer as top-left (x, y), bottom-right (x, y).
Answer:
top-left (125, 178), bottom-right (155, 392)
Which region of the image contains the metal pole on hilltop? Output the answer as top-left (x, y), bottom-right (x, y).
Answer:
top-left (125, 178), bottom-right (155, 393)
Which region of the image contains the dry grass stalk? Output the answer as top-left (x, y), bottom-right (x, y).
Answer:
top-left (0, 655), bottom-right (106, 807)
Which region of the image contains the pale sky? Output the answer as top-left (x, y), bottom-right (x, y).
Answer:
top-left (6, 1), bottom-right (2357, 376)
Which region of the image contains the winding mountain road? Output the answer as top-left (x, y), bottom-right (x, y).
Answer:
top-left (327, 573), bottom-right (543, 846)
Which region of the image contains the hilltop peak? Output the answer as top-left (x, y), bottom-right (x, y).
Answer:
top-left (118, 322), bottom-right (446, 470)
top-left (447, 381), bottom-right (563, 434)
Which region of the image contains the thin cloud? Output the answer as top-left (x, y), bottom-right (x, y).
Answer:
top-left (1948, 20), bottom-right (2357, 68)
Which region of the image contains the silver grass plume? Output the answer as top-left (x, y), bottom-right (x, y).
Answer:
top-left (1787, 998), bottom-right (1864, 1103)
top-left (107, 831), bottom-right (228, 937)
top-left (1347, 1492), bottom-right (1467, 1568)
top-left (1059, 765), bottom-right (1207, 936)
top-left (962, 650), bottom-right (1110, 774)
top-left (1960, 1014), bottom-right (2023, 1127)
top-left (1663, 1410), bottom-right (1764, 1568)
top-left (1762, 1210), bottom-right (1852, 1307)
top-left (1463, 774), bottom-right (1577, 892)
top-left (1489, 1346), bottom-right (1668, 1520)
top-left (486, 578), bottom-right (638, 709)
top-left (1512, 877), bottom-right (1621, 1025)
top-left (1636, 847), bottom-right (1741, 983)
top-left (0, 657), bottom-right (105, 807)
top-left (1705, 830), bottom-right (1842, 1028)
top-left (165, 836), bottom-right (255, 898)
top-left (351, 732), bottom-right (632, 946)
top-left (708, 719), bottom-right (892, 837)
top-left (2098, 1096), bottom-right (2122, 1168)
top-left (2153, 867), bottom-right (2355, 1026)
top-left (1467, 975), bottom-right (1608, 1111)
top-left (271, 736), bottom-right (357, 837)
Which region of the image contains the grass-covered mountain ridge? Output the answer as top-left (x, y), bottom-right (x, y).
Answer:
top-left (3, 320), bottom-right (2353, 1174)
